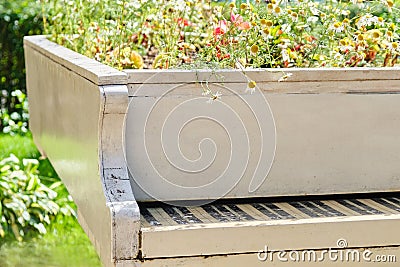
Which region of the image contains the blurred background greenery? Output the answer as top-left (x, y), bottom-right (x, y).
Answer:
top-left (0, 0), bottom-right (101, 266)
top-left (0, 0), bottom-right (40, 135)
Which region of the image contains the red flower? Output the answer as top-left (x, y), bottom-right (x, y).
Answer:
top-left (214, 20), bottom-right (228, 36)
top-left (284, 61), bottom-right (289, 67)
top-left (177, 17), bottom-right (190, 27)
top-left (216, 52), bottom-right (231, 60)
top-left (230, 12), bottom-right (250, 30)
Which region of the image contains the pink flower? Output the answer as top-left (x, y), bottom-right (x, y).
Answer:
top-left (230, 12), bottom-right (250, 30)
top-left (230, 12), bottom-right (242, 24)
top-left (214, 20), bottom-right (228, 36)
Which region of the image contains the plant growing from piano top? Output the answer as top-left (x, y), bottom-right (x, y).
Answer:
top-left (41, 0), bottom-right (400, 100)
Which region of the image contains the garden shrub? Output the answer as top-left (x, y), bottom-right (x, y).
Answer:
top-left (0, 0), bottom-right (42, 134)
top-left (0, 154), bottom-right (75, 241)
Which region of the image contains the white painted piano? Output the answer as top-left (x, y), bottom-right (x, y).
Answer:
top-left (24, 35), bottom-right (400, 267)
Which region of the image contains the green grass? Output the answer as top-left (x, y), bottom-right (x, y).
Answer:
top-left (0, 133), bottom-right (102, 267)
top-left (0, 216), bottom-right (102, 267)
top-left (0, 133), bottom-right (57, 178)
top-left (0, 133), bottom-right (40, 159)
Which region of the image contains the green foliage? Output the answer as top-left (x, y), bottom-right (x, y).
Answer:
top-left (1, 89), bottom-right (29, 136)
top-left (41, 0), bottom-right (400, 70)
top-left (0, 0), bottom-right (42, 133)
top-left (0, 153), bottom-right (75, 241)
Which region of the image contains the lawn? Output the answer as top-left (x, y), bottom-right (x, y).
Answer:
top-left (0, 134), bottom-right (102, 267)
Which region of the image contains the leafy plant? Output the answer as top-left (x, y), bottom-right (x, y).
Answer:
top-left (0, 154), bottom-right (75, 241)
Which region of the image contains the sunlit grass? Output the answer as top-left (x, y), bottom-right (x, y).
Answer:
top-left (0, 216), bottom-right (101, 267)
top-left (0, 133), bottom-right (39, 159)
top-left (0, 133), bottom-right (54, 177)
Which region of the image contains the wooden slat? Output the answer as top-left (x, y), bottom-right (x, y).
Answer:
top-left (237, 204), bottom-right (270, 221)
top-left (274, 202), bottom-right (310, 219)
top-left (359, 199), bottom-right (398, 215)
top-left (187, 207), bottom-right (215, 224)
top-left (140, 215), bottom-right (152, 228)
top-left (147, 208), bottom-right (178, 226)
top-left (322, 201), bottom-right (361, 217)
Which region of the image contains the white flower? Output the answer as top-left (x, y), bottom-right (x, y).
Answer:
top-left (387, 41), bottom-right (399, 52)
top-left (261, 28), bottom-right (273, 40)
top-left (341, 10), bottom-right (350, 16)
top-left (329, 22), bottom-right (344, 33)
top-left (213, 6), bottom-right (223, 17)
top-left (356, 14), bottom-right (379, 28)
top-left (281, 49), bottom-right (290, 62)
top-left (339, 45), bottom-right (354, 53)
top-left (309, 6), bottom-right (320, 16)
top-left (207, 91), bottom-right (222, 103)
top-left (333, 52), bottom-right (344, 61)
top-left (307, 16), bottom-right (319, 24)
top-left (277, 39), bottom-right (291, 50)
top-left (278, 73), bottom-right (293, 82)
top-left (272, 5), bottom-right (282, 15)
top-left (95, 53), bottom-right (102, 62)
top-left (246, 80), bottom-right (257, 94)
top-left (175, 0), bottom-right (187, 11)
top-left (245, 87), bottom-right (256, 94)
top-left (126, 1), bottom-right (141, 9)
top-left (290, 13), bottom-right (298, 23)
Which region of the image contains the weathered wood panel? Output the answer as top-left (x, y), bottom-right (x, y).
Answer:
top-left (126, 91), bottom-right (400, 201)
